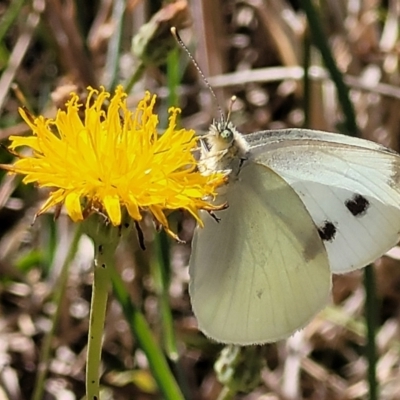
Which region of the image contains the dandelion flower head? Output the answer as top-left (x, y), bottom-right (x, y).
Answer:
top-left (3, 86), bottom-right (226, 237)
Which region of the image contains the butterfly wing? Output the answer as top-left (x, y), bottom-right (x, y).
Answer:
top-left (189, 161), bottom-right (331, 345)
top-left (248, 129), bottom-right (400, 274)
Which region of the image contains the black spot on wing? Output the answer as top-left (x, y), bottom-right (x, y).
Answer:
top-left (345, 194), bottom-right (370, 217)
top-left (318, 221), bottom-right (337, 242)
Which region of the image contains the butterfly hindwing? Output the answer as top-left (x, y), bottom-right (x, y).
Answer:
top-left (189, 161), bottom-right (331, 345)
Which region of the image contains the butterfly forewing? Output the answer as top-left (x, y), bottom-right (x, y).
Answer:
top-left (250, 129), bottom-right (400, 273)
top-left (247, 128), bottom-right (397, 154)
top-left (189, 162), bottom-right (331, 345)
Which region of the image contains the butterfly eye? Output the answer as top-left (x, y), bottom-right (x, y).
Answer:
top-left (220, 127), bottom-right (234, 142)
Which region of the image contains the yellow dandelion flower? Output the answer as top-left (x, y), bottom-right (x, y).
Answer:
top-left (2, 86), bottom-right (226, 238)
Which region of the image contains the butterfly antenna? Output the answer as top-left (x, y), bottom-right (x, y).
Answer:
top-left (171, 27), bottom-right (225, 123)
top-left (226, 95), bottom-right (237, 123)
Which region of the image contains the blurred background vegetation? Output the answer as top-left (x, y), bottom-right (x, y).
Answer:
top-left (1, 0), bottom-right (400, 399)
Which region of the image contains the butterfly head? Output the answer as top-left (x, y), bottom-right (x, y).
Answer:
top-left (208, 120), bottom-right (236, 151)
top-left (200, 119), bottom-right (249, 176)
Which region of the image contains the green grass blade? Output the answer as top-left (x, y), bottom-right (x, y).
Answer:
top-left (364, 265), bottom-right (378, 400)
top-left (0, 0), bottom-right (25, 44)
top-left (299, 0), bottom-right (358, 136)
top-left (104, 0), bottom-right (127, 90)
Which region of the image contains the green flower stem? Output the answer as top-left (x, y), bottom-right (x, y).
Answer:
top-left (32, 225), bottom-right (82, 400)
top-left (110, 265), bottom-right (185, 400)
top-left (86, 243), bottom-right (114, 400)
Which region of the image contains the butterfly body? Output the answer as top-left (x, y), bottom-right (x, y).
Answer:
top-left (189, 123), bottom-right (400, 345)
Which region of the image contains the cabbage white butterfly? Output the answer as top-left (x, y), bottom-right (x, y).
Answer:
top-left (189, 120), bottom-right (400, 345)
top-left (170, 27), bottom-right (400, 345)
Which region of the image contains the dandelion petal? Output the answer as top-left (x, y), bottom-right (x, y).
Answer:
top-left (65, 192), bottom-right (83, 222)
top-left (103, 195), bottom-right (121, 226)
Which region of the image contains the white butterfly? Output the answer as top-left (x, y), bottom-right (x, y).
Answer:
top-left (189, 121), bottom-right (400, 345)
